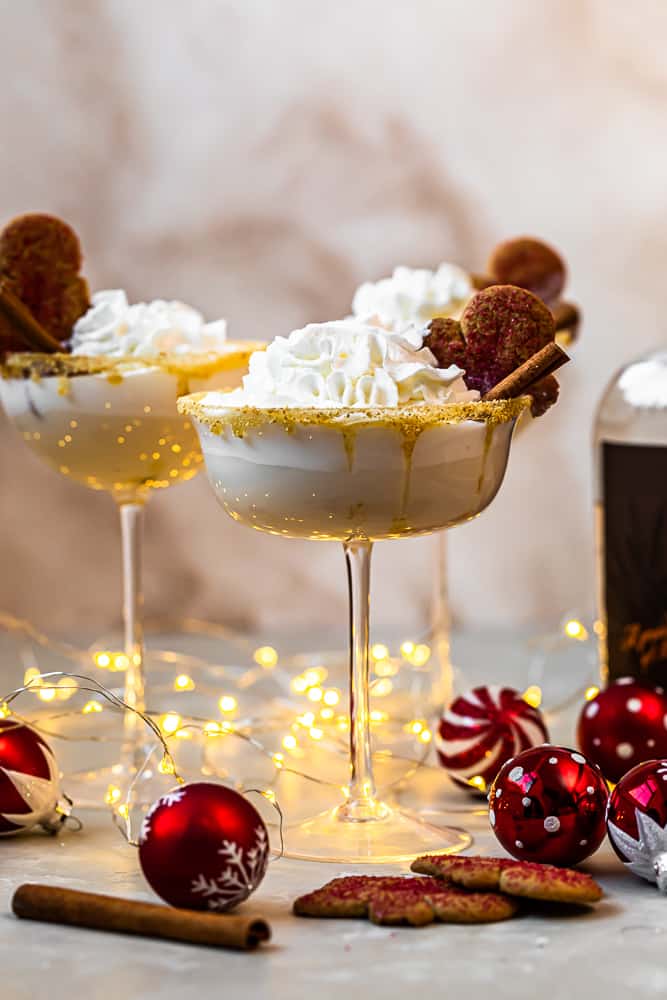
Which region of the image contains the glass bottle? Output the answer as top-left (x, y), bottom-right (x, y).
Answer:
top-left (594, 350), bottom-right (667, 684)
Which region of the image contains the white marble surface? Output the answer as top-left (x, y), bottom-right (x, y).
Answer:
top-left (0, 626), bottom-right (660, 999)
top-left (0, 807), bottom-right (662, 1000)
top-left (2, 1), bottom-right (667, 640)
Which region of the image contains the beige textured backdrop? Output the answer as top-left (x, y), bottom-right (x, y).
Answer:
top-left (0, 1), bottom-right (664, 636)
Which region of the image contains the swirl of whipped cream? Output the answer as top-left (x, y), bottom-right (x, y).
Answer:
top-left (70, 290), bottom-right (227, 357)
top-left (213, 319), bottom-right (478, 409)
top-left (352, 263), bottom-right (473, 330)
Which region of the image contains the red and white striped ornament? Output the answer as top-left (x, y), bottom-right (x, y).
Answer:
top-left (436, 685), bottom-right (549, 795)
top-left (0, 718), bottom-right (66, 835)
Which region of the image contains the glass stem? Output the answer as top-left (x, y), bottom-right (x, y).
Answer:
top-left (119, 501), bottom-right (146, 766)
top-left (337, 539), bottom-right (389, 822)
top-left (431, 530), bottom-right (453, 710)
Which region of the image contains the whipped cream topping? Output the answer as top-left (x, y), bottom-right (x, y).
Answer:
top-left (352, 263), bottom-right (473, 330)
top-left (619, 359), bottom-right (667, 409)
top-left (70, 290), bottom-right (228, 358)
top-left (200, 319), bottom-right (478, 410)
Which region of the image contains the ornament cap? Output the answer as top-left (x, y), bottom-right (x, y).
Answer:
top-left (654, 853), bottom-right (667, 893)
top-left (39, 793), bottom-right (73, 834)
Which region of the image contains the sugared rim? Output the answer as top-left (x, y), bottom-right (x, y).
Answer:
top-left (0, 340), bottom-right (265, 380)
top-left (177, 392), bottom-right (530, 436)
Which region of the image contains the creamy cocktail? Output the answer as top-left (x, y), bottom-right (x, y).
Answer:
top-left (180, 317), bottom-right (529, 861)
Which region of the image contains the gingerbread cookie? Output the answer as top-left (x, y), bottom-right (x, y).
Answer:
top-left (487, 237), bottom-right (566, 304)
top-left (411, 855), bottom-right (602, 905)
top-left (460, 285), bottom-right (555, 395)
top-left (527, 374), bottom-right (560, 417)
top-left (425, 317), bottom-right (467, 369)
top-left (293, 875), bottom-right (518, 926)
top-left (0, 213), bottom-right (89, 353)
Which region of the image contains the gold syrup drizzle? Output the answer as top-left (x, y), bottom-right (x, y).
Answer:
top-left (477, 422), bottom-right (496, 495)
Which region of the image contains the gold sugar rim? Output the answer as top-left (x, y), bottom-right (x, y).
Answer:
top-left (0, 341), bottom-right (264, 381)
top-left (177, 392), bottom-right (530, 436)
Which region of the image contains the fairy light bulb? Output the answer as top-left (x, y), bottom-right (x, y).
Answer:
top-left (522, 685), bottom-right (543, 709)
top-left (585, 685), bottom-right (600, 701)
top-left (159, 754), bottom-right (176, 775)
top-left (253, 646), bottom-right (278, 669)
top-left (219, 695), bottom-right (238, 714)
top-left (371, 643), bottom-right (389, 661)
top-left (159, 712), bottom-right (182, 736)
top-left (372, 678), bottom-right (393, 697)
top-left (23, 667), bottom-right (41, 688)
top-left (82, 699), bottom-right (103, 714)
top-left (564, 619), bottom-right (588, 641)
top-left (105, 784), bottom-right (122, 805)
top-left (173, 673), bottom-right (195, 692)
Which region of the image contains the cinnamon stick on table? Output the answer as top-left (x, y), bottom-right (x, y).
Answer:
top-left (12, 884), bottom-right (271, 951)
top-left (482, 341), bottom-right (570, 402)
top-left (0, 283), bottom-right (62, 353)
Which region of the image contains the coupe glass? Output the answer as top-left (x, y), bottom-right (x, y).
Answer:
top-left (179, 392), bottom-right (528, 862)
top-left (0, 346), bottom-right (258, 800)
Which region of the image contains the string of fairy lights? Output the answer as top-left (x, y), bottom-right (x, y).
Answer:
top-left (0, 611), bottom-right (599, 813)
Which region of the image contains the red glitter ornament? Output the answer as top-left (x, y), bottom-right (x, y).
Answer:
top-left (0, 718), bottom-right (66, 835)
top-left (489, 745), bottom-right (608, 866)
top-left (607, 759), bottom-right (667, 890)
top-left (436, 685), bottom-right (549, 795)
top-left (577, 678), bottom-right (667, 783)
top-left (138, 782), bottom-right (270, 911)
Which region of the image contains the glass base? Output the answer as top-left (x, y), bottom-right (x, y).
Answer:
top-left (279, 802), bottom-right (472, 863)
top-left (65, 756), bottom-right (161, 811)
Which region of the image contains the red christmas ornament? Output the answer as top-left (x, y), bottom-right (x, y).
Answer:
top-left (607, 759), bottom-right (667, 890)
top-left (0, 718), bottom-right (66, 835)
top-left (577, 677), bottom-right (667, 783)
top-left (138, 782), bottom-right (270, 911)
top-left (436, 685), bottom-right (549, 794)
top-left (489, 745), bottom-right (608, 866)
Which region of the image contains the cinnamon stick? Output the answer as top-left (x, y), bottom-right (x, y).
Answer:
top-left (482, 341), bottom-right (570, 401)
top-left (0, 283), bottom-right (62, 353)
top-left (12, 884), bottom-right (271, 951)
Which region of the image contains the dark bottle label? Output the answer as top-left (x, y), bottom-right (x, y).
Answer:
top-left (602, 441), bottom-right (667, 683)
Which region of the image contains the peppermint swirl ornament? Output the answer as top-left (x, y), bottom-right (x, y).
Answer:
top-left (0, 718), bottom-right (67, 835)
top-left (436, 685), bottom-right (549, 795)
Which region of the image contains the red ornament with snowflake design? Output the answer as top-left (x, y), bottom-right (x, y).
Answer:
top-left (489, 745), bottom-right (608, 866)
top-left (138, 782), bottom-right (270, 911)
top-left (607, 759), bottom-right (667, 891)
top-left (0, 718), bottom-right (67, 835)
top-left (436, 685), bottom-right (549, 795)
top-left (577, 678), bottom-right (667, 783)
